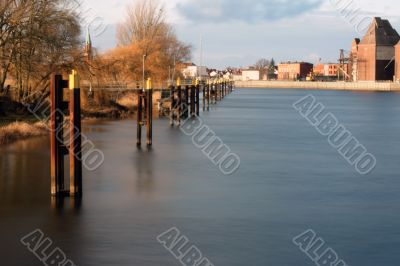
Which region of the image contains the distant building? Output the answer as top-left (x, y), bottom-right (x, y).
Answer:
top-left (349, 38), bottom-right (360, 81)
top-left (242, 70), bottom-right (260, 81)
top-left (314, 63), bottom-right (339, 77)
top-left (350, 17), bottom-right (400, 81)
top-left (313, 64), bottom-right (325, 76)
top-left (278, 62), bottom-right (313, 80)
top-left (395, 42), bottom-right (400, 81)
top-left (182, 65), bottom-right (208, 78)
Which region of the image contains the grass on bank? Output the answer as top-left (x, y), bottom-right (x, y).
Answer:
top-left (0, 121), bottom-right (48, 145)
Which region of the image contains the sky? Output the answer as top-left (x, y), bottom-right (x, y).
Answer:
top-left (82, 0), bottom-right (400, 69)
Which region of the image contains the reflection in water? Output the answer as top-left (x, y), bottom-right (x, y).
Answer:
top-left (50, 197), bottom-right (82, 213)
top-left (134, 148), bottom-right (155, 195)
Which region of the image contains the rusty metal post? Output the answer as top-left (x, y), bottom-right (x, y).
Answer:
top-left (146, 78), bottom-right (153, 147)
top-left (195, 80), bottom-right (200, 116)
top-left (211, 82), bottom-right (215, 104)
top-left (217, 81), bottom-right (221, 101)
top-left (220, 81), bottom-right (223, 100)
top-left (202, 81), bottom-right (206, 112)
top-left (169, 84), bottom-right (175, 126)
top-left (221, 81), bottom-right (223, 99)
top-left (137, 91), bottom-right (143, 147)
top-left (216, 81), bottom-right (219, 102)
top-left (207, 82), bottom-right (210, 110)
top-left (224, 81), bottom-right (226, 96)
top-left (69, 70), bottom-right (82, 198)
top-left (177, 78), bottom-right (182, 126)
top-left (184, 85), bottom-right (190, 118)
top-left (50, 74), bottom-right (65, 197)
top-left (214, 82), bottom-right (216, 102)
top-left (190, 81), bottom-right (195, 117)
top-left (50, 71), bottom-right (82, 198)
top-left (211, 82), bottom-right (214, 104)
top-left (184, 84), bottom-right (189, 118)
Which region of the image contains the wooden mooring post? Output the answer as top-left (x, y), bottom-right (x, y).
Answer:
top-left (137, 78), bottom-right (153, 147)
top-left (202, 81), bottom-right (206, 112)
top-left (168, 78), bottom-right (232, 127)
top-left (220, 80), bottom-right (224, 100)
top-left (170, 78), bottom-right (187, 126)
top-left (69, 71), bottom-right (82, 197)
top-left (50, 70), bottom-right (82, 198)
top-left (207, 81), bottom-right (211, 109)
top-left (190, 80), bottom-right (195, 117)
top-left (183, 83), bottom-right (189, 119)
top-left (211, 81), bottom-right (216, 104)
top-left (189, 79), bottom-right (200, 117)
top-left (219, 80), bottom-right (223, 101)
top-left (169, 82), bottom-right (175, 126)
top-left (196, 80), bottom-right (200, 116)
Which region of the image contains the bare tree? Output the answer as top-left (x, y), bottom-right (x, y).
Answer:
top-left (0, 0), bottom-right (81, 99)
top-left (254, 58), bottom-right (270, 71)
top-left (116, 0), bottom-right (165, 47)
top-left (113, 0), bottom-right (191, 82)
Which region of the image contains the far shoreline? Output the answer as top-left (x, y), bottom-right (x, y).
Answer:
top-left (235, 80), bottom-right (400, 92)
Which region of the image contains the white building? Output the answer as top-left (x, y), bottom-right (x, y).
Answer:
top-left (182, 66), bottom-right (208, 78)
top-left (242, 70), bottom-right (260, 81)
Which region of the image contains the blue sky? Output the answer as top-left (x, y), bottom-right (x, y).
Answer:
top-left (83, 0), bottom-right (400, 69)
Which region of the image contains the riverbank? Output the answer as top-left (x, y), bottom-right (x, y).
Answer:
top-left (0, 121), bottom-right (48, 145)
top-left (235, 80), bottom-right (400, 91)
top-left (0, 90), bottom-right (165, 146)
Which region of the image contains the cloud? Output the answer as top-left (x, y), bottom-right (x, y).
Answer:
top-left (176, 0), bottom-right (323, 23)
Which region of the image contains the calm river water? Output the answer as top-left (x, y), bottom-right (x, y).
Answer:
top-left (1, 89), bottom-right (400, 266)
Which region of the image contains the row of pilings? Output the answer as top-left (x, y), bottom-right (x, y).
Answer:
top-left (49, 71), bottom-right (235, 198)
top-left (137, 78), bottom-right (235, 147)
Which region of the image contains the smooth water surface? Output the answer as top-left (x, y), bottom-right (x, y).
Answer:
top-left (1, 89), bottom-right (400, 266)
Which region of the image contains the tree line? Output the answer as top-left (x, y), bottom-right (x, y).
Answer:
top-left (0, 0), bottom-right (82, 100)
top-left (89, 0), bottom-right (191, 88)
top-left (0, 0), bottom-right (192, 102)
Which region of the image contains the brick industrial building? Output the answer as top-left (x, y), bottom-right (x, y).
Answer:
top-left (278, 62), bottom-right (313, 80)
top-left (350, 17), bottom-right (400, 81)
top-left (314, 63), bottom-right (339, 77)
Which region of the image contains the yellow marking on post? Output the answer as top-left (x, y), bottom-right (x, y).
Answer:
top-left (177, 78), bottom-right (181, 87)
top-left (146, 78), bottom-right (152, 90)
top-left (69, 70), bottom-right (80, 90)
top-left (195, 79), bottom-right (199, 86)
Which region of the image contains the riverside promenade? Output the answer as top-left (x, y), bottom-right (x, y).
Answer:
top-left (235, 80), bottom-right (400, 92)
